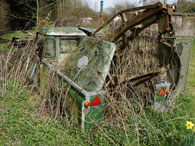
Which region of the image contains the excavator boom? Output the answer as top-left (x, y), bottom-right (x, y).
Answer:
top-left (93, 2), bottom-right (176, 85)
top-left (94, 2), bottom-right (175, 42)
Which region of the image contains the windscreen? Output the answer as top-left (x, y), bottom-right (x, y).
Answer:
top-left (60, 37), bottom-right (116, 91)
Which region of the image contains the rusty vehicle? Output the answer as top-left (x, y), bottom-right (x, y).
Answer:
top-left (29, 2), bottom-right (193, 130)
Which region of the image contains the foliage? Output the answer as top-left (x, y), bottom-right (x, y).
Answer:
top-left (55, 0), bottom-right (99, 22)
top-left (5, 0), bottom-right (99, 30)
top-left (177, 0), bottom-right (195, 13)
top-left (6, 0), bottom-right (37, 30)
top-left (104, 2), bottom-right (136, 20)
top-left (34, 11), bottom-right (53, 30)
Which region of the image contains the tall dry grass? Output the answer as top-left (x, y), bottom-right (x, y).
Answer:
top-left (0, 30), bottom-right (182, 146)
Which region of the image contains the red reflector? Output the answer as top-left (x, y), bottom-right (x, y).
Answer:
top-left (158, 87), bottom-right (165, 96)
top-left (91, 96), bottom-right (101, 106)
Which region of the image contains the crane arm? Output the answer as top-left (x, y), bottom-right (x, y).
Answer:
top-left (93, 2), bottom-right (176, 86)
top-left (93, 2), bottom-right (176, 67)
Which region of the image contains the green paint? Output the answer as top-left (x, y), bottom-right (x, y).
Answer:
top-left (173, 37), bottom-right (193, 94)
top-left (176, 42), bottom-right (184, 56)
top-left (85, 95), bottom-right (105, 130)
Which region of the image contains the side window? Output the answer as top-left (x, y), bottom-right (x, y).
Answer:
top-left (37, 39), bottom-right (44, 59)
top-left (44, 39), bottom-right (56, 58)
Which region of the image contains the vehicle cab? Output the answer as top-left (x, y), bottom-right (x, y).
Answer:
top-left (36, 27), bottom-right (87, 62)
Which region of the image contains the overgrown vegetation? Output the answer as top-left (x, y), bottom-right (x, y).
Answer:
top-left (0, 32), bottom-right (194, 145)
top-left (0, 82), bottom-right (194, 145)
top-left (0, 30), bottom-right (35, 51)
top-left (0, 1), bottom-right (195, 145)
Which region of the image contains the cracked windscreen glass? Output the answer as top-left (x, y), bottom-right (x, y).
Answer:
top-left (59, 38), bottom-right (80, 62)
top-left (61, 37), bottom-right (116, 91)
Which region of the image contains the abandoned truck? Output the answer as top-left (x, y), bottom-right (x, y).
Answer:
top-left (29, 2), bottom-right (193, 130)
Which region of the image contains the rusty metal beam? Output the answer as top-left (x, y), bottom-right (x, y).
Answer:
top-left (93, 2), bottom-right (163, 36)
top-left (118, 71), bottom-right (161, 87)
top-left (109, 8), bottom-right (163, 42)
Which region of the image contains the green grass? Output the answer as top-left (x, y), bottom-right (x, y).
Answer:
top-left (0, 30), bottom-right (35, 51)
top-left (185, 40), bottom-right (195, 119)
top-left (187, 40), bottom-right (195, 95)
top-left (0, 84), bottom-right (85, 145)
top-left (0, 30), bottom-right (35, 40)
top-left (0, 44), bottom-right (10, 51)
top-left (0, 83), bottom-right (193, 146)
top-left (0, 83), bottom-right (132, 145)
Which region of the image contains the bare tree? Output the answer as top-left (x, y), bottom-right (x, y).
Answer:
top-left (0, 0), bottom-right (10, 34)
top-left (177, 0), bottom-right (195, 13)
top-left (56, 0), bottom-right (98, 18)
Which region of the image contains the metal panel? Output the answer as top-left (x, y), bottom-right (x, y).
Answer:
top-left (173, 37), bottom-right (193, 94)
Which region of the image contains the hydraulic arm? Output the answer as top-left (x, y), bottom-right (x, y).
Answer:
top-left (93, 2), bottom-right (176, 84)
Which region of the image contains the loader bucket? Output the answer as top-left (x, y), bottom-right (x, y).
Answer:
top-left (154, 37), bottom-right (193, 111)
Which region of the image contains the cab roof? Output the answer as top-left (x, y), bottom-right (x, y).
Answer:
top-left (38, 27), bottom-right (87, 37)
top-left (38, 27), bottom-right (104, 37)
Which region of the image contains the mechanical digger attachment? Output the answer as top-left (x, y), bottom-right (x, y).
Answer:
top-left (93, 2), bottom-right (192, 109)
top-left (93, 2), bottom-right (176, 66)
